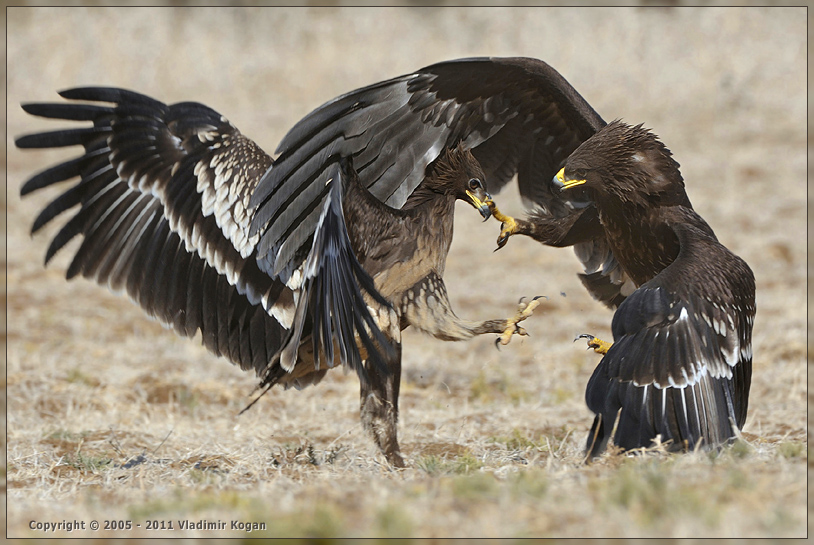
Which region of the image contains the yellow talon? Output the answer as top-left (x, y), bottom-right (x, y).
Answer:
top-left (497, 296), bottom-right (546, 346)
top-left (487, 199), bottom-right (518, 249)
top-left (576, 334), bottom-right (613, 355)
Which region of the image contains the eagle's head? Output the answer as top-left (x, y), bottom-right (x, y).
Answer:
top-left (555, 120), bottom-right (687, 208)
top-left (428, 142), bottom-right (491, 219)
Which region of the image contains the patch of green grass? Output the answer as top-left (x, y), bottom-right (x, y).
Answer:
top-left (468, 370), bottom-right (493, 402)
top-left (64, 452), bottom-right (112, 473)
top-left (489, 428), bottom-right (544, 450)
top-left (129, 489), bottom-right (352, 538)
top-left (44, 429), bottom-right (85, 441)
top-left (490, 425), bottom-right (574, 455)
top-left (64, 367), bottom-right (100, 387)
top-left (508, 468), bottom-right (549, 499)
top-left (550, 386), bottom-right (572, 404)
top-left (777, 441), bottom-right (805, 459)
top-left (705, 439), bottom-right (754, 462)
top-left (247, 503), bottom-right (346, 539)
top-left (723, 466), bottom-right (753, 494)
top-left (415, 454), bottom-right (444, 475)
top-left (468, 369), bottom-right (529, 405)
top-left (453, 451), bottom-right (483, 474)
top-left (415, 450), bottom-right (483, 476)
top-left (727, 439), bottom-right (754, 459)
top-left (374, 503), bottom-right (414, 539)
top-left (187, 467), bottom-right (227, 485)
top-left (450, 471), bottom-right (498, 500)
top-left (304, 504), bottom-right (346, 539)
top-left (176, 386), bottom-right (200, 411)
top-left (590, 458), bottom-right (712, 527)
top-left (130, 489), bottom-right (249, 520)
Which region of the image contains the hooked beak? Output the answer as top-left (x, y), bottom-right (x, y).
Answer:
top-left (554, 167), bottom-right (586, 191)
top-left (467, 190), bottom-right (492, 221)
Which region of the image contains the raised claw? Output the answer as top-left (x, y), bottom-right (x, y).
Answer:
top-left (576, 333), bottom-right (613, 355)
top-left (518, 295), bottom-right (546, 318)
top-left (496, 295), bottom-right (545, 346)
top-left (487, 199), bottom-right (518, 250)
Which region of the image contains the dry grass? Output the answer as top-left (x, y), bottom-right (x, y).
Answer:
top-left (5, 6), bottom-right (808, 539)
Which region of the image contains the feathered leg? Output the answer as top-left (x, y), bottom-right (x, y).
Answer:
top-left (488, 199), bottom-right (601, 249)
top-left (400, 272), bottom-right (543, 346)
top-left (360, 342), bottom-right (404, 468)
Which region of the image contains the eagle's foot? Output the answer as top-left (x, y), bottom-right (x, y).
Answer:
top-left (487, 199), bottom-right (518, 249)
top-left (576, 333), bottom-right (613, 355)
top-left (497, 296), bottom-right (545, 346)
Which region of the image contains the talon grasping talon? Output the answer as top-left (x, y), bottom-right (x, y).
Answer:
top-left (576, 333), bottom-right (613, 355)
top-left (487, 199), bottom-right (518, 250)
top-left (497, 295), bottom-right (546, 346)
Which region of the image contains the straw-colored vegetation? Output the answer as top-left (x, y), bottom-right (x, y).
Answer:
top-left (6, 6), bottom-right (807, 539)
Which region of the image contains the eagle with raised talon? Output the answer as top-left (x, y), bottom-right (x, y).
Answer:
top-left (492, 121), bottom-right (755, 458)
top-left (15, 87), bottom-right (539, 468)
top-left (17, 55), bottom-right (754, 464)
top-left (271, 56), bottom-right (753, 458)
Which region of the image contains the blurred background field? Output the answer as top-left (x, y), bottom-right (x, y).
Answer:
top-left (5, 5), bottom-right (808, 539)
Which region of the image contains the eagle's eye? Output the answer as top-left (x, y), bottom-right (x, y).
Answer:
top-left (468, 178), bottom-right (482, 190)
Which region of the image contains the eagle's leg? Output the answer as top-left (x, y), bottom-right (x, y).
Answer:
top-left (488, 199), bottom-right (601, 249)
top-left (577, 333), bottom-right (613, 355)
top-left (402, 272), bottom-right (543, 346)
top-left (359, 342), bottom-right (404, 468)
top-left (487, 200), bottom-right (529, 249)
top-left (496, 296), bottom-right (546, 346)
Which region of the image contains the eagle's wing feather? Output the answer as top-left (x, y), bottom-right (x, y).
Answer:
top-left (17, 87), bottom-right (392, 381)
top-left (248, 56), bottom-right (630, 307)
top-left (277, 160), bottom-right (396, 379)
top-left (585, 221), bottom-right (755, 455)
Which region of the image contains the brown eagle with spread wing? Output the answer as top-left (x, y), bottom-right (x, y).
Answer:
top-left (16, 73), bottom-right (542, 468)
top-left (17, 56), bottom-right (754, 463)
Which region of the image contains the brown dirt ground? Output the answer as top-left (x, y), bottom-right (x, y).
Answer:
top-left (5, 6), bottom-right (808, 539)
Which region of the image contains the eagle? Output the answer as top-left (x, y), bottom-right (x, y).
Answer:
top-left (198, 55), bottom-right (752, 456)
top-left (16, 87), bottom-right (542, 468)
top-left (224, 56), bottom-right (754, 456)
top-left (492, 120), bottom-right (755, 456)
top-left (17, 55), bottom-right (754, 462)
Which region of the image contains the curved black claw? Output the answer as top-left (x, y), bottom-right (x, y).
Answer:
top-left (576, 333), bottom-right (598, 351)
top-left (519, 295), bottom-right (547, 306)
top-left (575, 333), bottom-right (597, 343)
top-left (576, 333), bottom-right (612, 354)
top-left (496, 226), bottom-right (511, 250)
top-left (488, 199), bottom-right (518, 251)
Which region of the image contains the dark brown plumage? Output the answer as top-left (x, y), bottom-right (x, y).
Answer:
top-left (16, 57), bottom-right (755, 464)
top-left (498, 121), bottom-right (755, 456)
top-left (261, 56), bottom-right (753, 456)
top-left (15, 88), bottom-right (537, 467)
top-left (258, 144), bottom-right (540, 466)
top-left (250, 57), bottom-right (629, 308)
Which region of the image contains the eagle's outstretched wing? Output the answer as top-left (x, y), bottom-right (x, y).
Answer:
top-left (16, 87), bottom-right (393, 384)
top-left (249, 56), bottom-right (630, 307)
top-left (585, 221), bottom-right (755, 456)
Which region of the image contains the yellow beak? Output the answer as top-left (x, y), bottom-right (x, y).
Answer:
top-left (556, 167), bottom-right (587, 190)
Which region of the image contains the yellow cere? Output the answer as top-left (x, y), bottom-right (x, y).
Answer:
top-left (557, 167), bottom-right (587, 190)
top-left (466, 190), bottom-right (486, 207)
